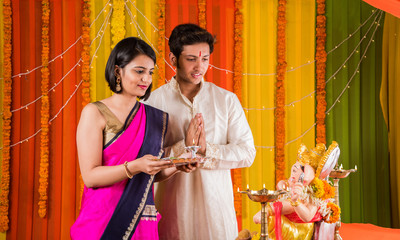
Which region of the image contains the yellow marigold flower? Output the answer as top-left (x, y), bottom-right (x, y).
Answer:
top-left (311, 177), bottom-right (325, 198)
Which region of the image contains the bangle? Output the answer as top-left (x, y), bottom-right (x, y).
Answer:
top-left (290, 199), bottom-right (300, 207)
top-left (123, 161), bottom-right (133, 179)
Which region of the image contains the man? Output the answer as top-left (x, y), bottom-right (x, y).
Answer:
top-left (145, 23), bottom-right (256, 239)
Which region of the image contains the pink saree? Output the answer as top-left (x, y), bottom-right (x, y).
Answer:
top-left (71, 102), bottom-right (168, 240)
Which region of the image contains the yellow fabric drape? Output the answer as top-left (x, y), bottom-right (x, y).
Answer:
top-left (380, 13), bottom-right (400, 228)
top-left (284, 0), bottom-right (315, 178)
top-left (241, 0), bottom-right (315, 232)
top-left (89, 0), bottom-right (160, 102)
top-left (90, 0), bottom-right (113, 101)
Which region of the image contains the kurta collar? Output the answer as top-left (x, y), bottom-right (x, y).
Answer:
top-left (169, 76), bottom-right (205, 106)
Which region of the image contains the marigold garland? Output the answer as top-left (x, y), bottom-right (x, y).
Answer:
top-left (0, 0), bottom-right (12, 232)
top-left (198, 0), bottom-right (206, 29)
top-left (325, 202), bottom-right (341, 224)
top-left (316, 0), bottom-right (327, 144)
top-left (275, 0), bottom-right (287, 184)
top-left (111, 0), bottom-right (125, 49)
top-left (310, 177), bottom-right (325, 199)
top-left (79, 0), bottom-right (92, 210)
top-left (38, 0), bottom-right (51, 218)
top-left (322, 180), bottom-right (335, 199)
top-left (232, 0), bottom-right (243, 219)
top-left (156, 0), bottom-right (166, 88)
top-left (81, 0), bottom-right (91, 106)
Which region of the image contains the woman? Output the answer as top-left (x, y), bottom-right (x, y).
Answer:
top-left (70, 37), bottom-right (195, 240)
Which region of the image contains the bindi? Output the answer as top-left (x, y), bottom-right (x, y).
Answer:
top-left (199, 51), bottom-right (201, 57)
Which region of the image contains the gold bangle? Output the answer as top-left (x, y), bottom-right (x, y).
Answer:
top-left (124, 161), bottom-right (133, 179)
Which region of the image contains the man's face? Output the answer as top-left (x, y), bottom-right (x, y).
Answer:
top-left (174, 42), bottom-right (210, 85)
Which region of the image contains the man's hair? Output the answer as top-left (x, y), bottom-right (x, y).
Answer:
top-left (168, 23), bottom-right (215, 61)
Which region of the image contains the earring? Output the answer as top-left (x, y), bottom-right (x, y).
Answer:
top-left (116, 76), bottom-right (121, 92)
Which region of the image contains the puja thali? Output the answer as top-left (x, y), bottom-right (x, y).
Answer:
top-left (160, 157), bottom-right (206, 166)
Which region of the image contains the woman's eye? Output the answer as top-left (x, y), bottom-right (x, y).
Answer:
top-left (149, 72), bottom-right (154, 76)
top-left (202, 58), bottom-right (209, 62)
top-left (135, 70), bottom-right (144, 74)
top-left (187, 58), bottom-right (195, 62)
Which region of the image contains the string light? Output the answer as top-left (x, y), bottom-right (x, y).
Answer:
top-left (1, 0), bottom-right (112, 81)
top-left (124, 2), bottom-right (175, 73)
top-left (0, 8), bottom-right (382, 83)
top-left (326, 9), bottom-right (379, 55)
top-left (126, 0), bottom-right (158, 31)
top-left (0, 2), bottom-right (383, 152)
top-left (1, 5), bottom-right (113, 116)
top-left (243, 91), bottom-right (315, 111)
top-left (325, 10), bottom-right (382, 85)
top-left (0, 3), bottom-right (112, 150)
top-left (255, 123), bottom-right (316, 149)
top-left (325, 10), bottom-right (383, 115)
top-left (251, 10), bottom-right (383, 149)
top-left (119, 1), bottom-right (381, 78)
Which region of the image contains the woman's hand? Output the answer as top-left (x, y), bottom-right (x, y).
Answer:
top-left (175, 152), bottom-right (198, 173)
top-left (176, 162), bottom-right (198, 173)
top-left (290, 182), bottom-right (304, 202)
top-left (135, 155), bottom-right (173, 175)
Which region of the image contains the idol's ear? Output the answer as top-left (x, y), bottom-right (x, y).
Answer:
top-left (303, 164), bottom-right (315, 186)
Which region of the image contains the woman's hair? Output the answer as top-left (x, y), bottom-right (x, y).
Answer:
top-left (105, 37), bottom-right (156, 100)
top-left (168, 23), bottom-right (215, 62)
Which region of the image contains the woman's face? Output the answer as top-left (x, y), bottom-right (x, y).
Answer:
top-left (119, 54), bottom-right (154, 97)
top-left (289, 162), bottom-right (304, 187)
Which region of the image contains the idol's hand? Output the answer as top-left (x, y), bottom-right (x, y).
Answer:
top-left (185, 113), bottom-right (202, 147)
top-left (276, 180), bottom-right (289, 191)
top-left (290, 182), bottom-right (303, 202)
top-left (197, 114), bottom-right (206, 155)
top-left (136, 154), bottom-right (174, 175)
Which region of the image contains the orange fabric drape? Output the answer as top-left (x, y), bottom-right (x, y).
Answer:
top-left (165, 0), bottom-right (198, 79)
top-left (363, 0), bottom-right (400, 19)
top-left (165, 0), bottom-right (234, 90)
top-left (8, 1), bottom-right (83, 239)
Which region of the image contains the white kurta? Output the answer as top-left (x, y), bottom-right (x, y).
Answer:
top-left (145, 77), bottom-right (256, 240)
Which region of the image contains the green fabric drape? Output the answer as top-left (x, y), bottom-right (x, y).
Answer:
top-left (326, 1), bottom-right (391, 227)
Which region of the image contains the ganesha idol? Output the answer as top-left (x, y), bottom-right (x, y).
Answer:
top-left (253, 141), bottom-right (341, 240)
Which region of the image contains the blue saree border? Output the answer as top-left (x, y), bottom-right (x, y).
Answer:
top-left (101, 104), bottom-right (168, 239)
